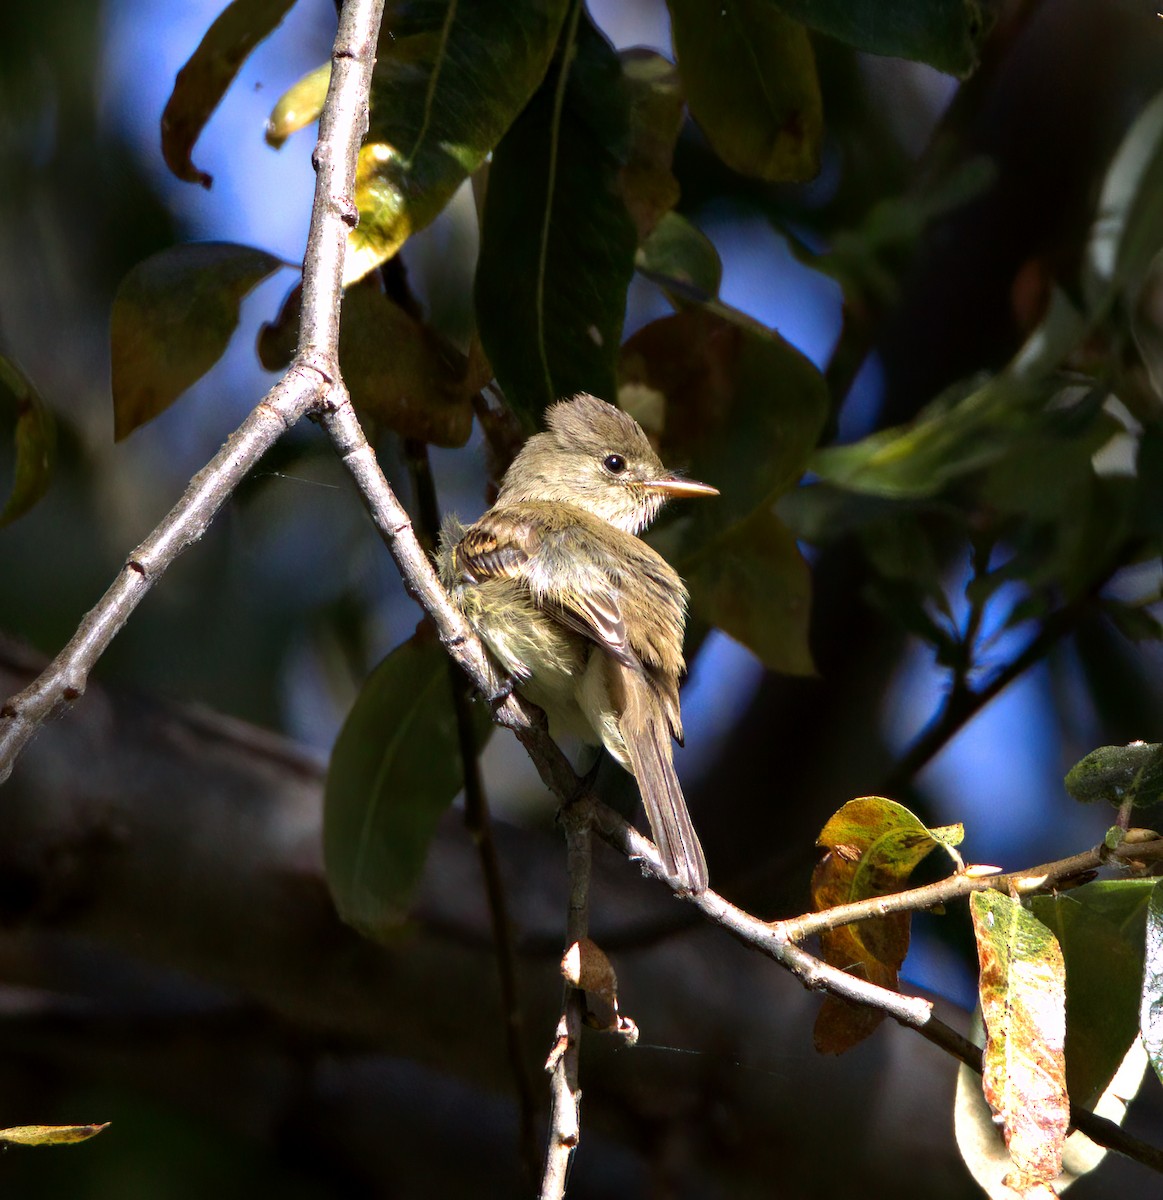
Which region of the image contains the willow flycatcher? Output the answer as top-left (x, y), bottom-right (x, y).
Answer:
top-left (438, 393), bottom-right (717, 893)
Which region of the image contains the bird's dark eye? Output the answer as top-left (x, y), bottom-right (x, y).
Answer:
top-left (603, 453), bottom-right (627, 474)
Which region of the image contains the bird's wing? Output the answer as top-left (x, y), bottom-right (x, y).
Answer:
top-left (452, 504), bottom-right (639, 669)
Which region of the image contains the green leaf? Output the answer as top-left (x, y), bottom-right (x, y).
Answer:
top-left (637, 211), bottom-right (723, 298)
top-left (811, 796), bottom-right (963, 1053)
top-left (971, 890), bottom-right (1069, 1195)
top-left (1029, 879), bottom-right (1154, 1110)
top-left (326, 0), bottom-right (571, 284)
top-left (668, 0), bottom-right (821, 183)
top-left (324, 634), bottom-right (490, 940)
top-left (761, 0), bottom-right (993, 78)
top-left (618, 49), bottom-right (685, 240)
top-left (1086, 84), bottom-right (1163, 311)
top-left (1064, 741), bottom-right (1163, 809)
top-left (475, 7), bottom-right (637, 423)
top-left (0, 1123), bottom-right (110, 1147)
top-left (810, 372), bottom-right (1077, 499)
top-left (111, 243), bottom-right (284, 440)
top-left (1142, 880), bottom-right (1163, 1087)
top-left (161, 0), bottom-right (299, 187)
top-left (685, 508), bottom-right (814, 675)
top-left (264, 63), bottom-right (330, 148)
top-left (0, 356), bottom-right (55, 527)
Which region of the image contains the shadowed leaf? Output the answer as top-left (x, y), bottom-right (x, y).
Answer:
top-left (685, 508), bottom-right (813, 674)
top-left (1030, 879), bottom-right (1154, 1110)
top-left (0, 356), bottom-right (55, 527)
top-left (111, 243), bottom-right (284, 440)
top-left (475, 8), bottom-right (637, 424)
top-left (669, 0), bottom-right (821, 182)
top-left (971, 891), bottom-right (1069, 1196)
top-left (324, 634), bottom-right (491, 940)
top-left (637, 211), bottom-right (723, 298)
top-left (811, 797), bottom-right (962, 1053)
top-left (763, 0), bottom-right (992, 78)
top-left (618, 49), bottom-right (684, 240)
top-left (162, 0), bottom-right (298, 187)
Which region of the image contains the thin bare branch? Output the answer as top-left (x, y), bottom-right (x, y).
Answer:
top-left (540, 796), bottom-right (594, 1200)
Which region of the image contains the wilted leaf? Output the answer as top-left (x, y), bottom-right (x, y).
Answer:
top-left (1142, 880), bottom-right (1163, 1086)
top-left (764, 0), bottom-right (992, 78)
top-left (162, 0), bottom-right (298, 187)
top-left (0, 1123), bottom-right (110, 1146)
top-left (955, 1038), bottom-right (1148, 1198)
top-left (618, 49), bottom-right (684, 240)
top-left (0, 356), bottom-right (55, 527)
top-left (685, 508), bottom-right (814, 674)
top-left (111, 243), bottom-right (284, 440)
top-left (811, 796), bottom-right (963, 1052)
top-left (322, 0), bottom-right (571, 284)
top-left (668, 0), bottom-right (821, 182)
top-left (324, 633), bottom-right (491, 939)
top-left (1064, 741), bottom-right (1163, 809)
top-left (971, 890), bottom-right (1069, 1196)
top-left (1029, 879), bottom-right (1154, 1110)
top-left (475, 9), bottom-right (636, 423)
top-left (636, 211), bottom-right (723, 298)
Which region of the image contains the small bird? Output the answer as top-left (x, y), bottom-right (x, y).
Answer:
top-left (438, 393), bottom-right (718, 893)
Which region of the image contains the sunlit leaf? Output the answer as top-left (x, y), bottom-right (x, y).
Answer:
top-left (325, 0), bottom-right (572, 284)
top-left (1030, 879), bottom-right (1154, 1109)
top-left (1064, 741), bottom-right (1163, 809)
top-left (618, 49), bottom-right (684, 240)
top-left (955, 1038), bottom-right (1147, 1197)
top-left (0, 1123), bottom-right (110, 1146)
top-left (971, 890), bottom-right (1069, 1196)
top-left (162, 0), bottom-right (299, 187)
top-left (324, 633), bottom-right (491, 940)
top-left (1142, 880), bottom-right (1163, 1086)
top-left (636, 211), bottom-right (723, 298)
top-left (111, 243), bottom-right (284, 440)
top-left (811, 797), bottom-right (962, 1053)
top-left (685, 508), bottom-right (814, 675)
top-left (668, 0), bottom-right (821, 182)
top-left (762, 0), bottom-right (992, 78)
top-left (475, 8), bottom-right (637, 423)
top-left (265, 62), bottom-right (330, 148)
top-left (0, 356), bottom-right (55, 527)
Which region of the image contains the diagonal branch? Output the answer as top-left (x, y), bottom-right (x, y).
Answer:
top-left (0, 0), bottom-right (387, 786)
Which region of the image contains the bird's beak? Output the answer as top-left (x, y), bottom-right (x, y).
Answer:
top-left (642, 474), bottom-right (719, 498)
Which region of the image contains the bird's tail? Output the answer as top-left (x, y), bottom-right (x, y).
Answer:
top-left (619, 670), bottom-right (708, 894)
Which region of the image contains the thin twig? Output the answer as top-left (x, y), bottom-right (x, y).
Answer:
top-left (540, 796), bottom-right (593, 1200)
top-left (403, 438), bottom-right (539, 1180)
top-left (0, 0), bottom-right (386, 786)
top-left (590, 800), bottom-right (1163, 1177)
